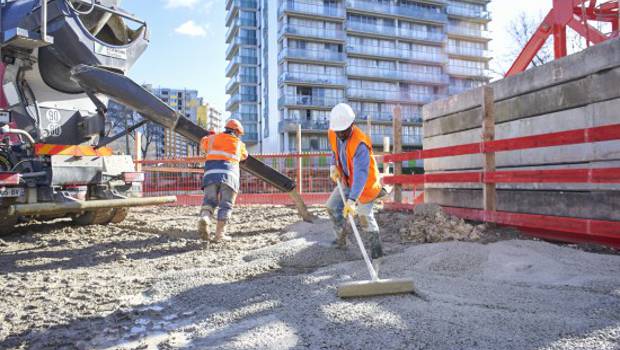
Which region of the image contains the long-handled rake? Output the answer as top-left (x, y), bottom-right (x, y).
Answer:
top-left (336, 181), bottom-right (417, 298)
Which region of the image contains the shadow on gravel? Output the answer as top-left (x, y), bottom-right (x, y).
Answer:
top-left (0, 236), bottom-right (205, 274)
top-left (2, 257), bottom-right (619, 350)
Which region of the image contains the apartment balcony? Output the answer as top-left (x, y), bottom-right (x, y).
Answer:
top-left (278, 94), bottom-right (342, 108)
top-left (279, 71), bottom-right (347, 86)
top-left (398, 27), bottom-right (445, 43)
top-left (394, 5), bottom-right (447, 23)
top-left (225, 73), bottom-right (258, 94)
top-left (225, 54), bottom-right (258, 77)
top-left (356, 111), bottom-right (423, 124)
top-left (278, 119), bottom-right (330, 133)
top-left (446, 5), bottom-right (491, 21)
top-left (278, 0), bottom-right (345, 19)
top-left (346, 66), bottom-right (449, 85)
top-left (279, 47), bottom-right (346, 63)
top-left (226, 16), bottom-right (257, 43)
top-left (225, 36), bottom-right (257, 60)
top-left (278, 24), bottom-right (346, 42)
top-left (347, 44), bottom-right (447, 63)
top-left (446, 25), bottom-right (491, 40)
top-left (446, 65), bottom-right (490, 78)
top-left (369, 133), bottom-right (422, 146)
top-left (346, 0), bottom-right (447, 24)
top-left (227, 0), bottom-right (257, 11)
top-left (242, 132), bottom-right (259, 144)
top-left (347, 21), bottom-right (397, 37)
top-left (230, 112), bottom-right (259, 123)
top-left (225, 93), bottom-right (257, 111)
top-left (448, 85), bottom-right (474, 96)
top-left (347, 88), bottom-right (441, 103)
top-left (447, 46), bottom-right (492, 60)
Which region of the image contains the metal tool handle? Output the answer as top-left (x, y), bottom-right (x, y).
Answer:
top-left (337, 181), bottom-right (379, 281)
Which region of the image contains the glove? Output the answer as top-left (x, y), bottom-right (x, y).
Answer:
top-left (343, 199), bottom-right (357, 218)
top-left (330, 165), bottom-right (341, 183)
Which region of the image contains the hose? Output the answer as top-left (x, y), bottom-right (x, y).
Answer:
top-left (65, 0), bottom-right (96, 15)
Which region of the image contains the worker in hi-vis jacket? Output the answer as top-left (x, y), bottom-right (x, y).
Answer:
top-left (326, 103), bottom-right (384, 259)
top-left (198, 119), bottom-right (248, 243)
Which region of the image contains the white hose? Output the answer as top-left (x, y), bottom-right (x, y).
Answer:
top-left (65, 0), bottom-right (96, 15)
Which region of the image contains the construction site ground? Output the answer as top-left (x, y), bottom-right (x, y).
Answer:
top-left (0, 205), bottom-right (619, 350)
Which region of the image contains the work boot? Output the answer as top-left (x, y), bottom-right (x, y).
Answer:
top-left (198, 208), bottom-right (213, 241)
top-left (213, 220), bottom-right (231, 243)
top-left (368, 231), bottom-right (384, 259)
top-left (331, 228), bottom-right (348, 250)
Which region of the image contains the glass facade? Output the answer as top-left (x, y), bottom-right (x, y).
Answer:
top-left (225, 0), bottom-right (491, 152)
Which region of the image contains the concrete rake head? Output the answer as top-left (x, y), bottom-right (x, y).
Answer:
top-left (337, 278), bottom-right (417, 298)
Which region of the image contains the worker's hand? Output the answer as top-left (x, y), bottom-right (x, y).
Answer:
top-left (329, 165), bottom-right (341, 183)
top-left (343, 199), bottom-right (357, 218)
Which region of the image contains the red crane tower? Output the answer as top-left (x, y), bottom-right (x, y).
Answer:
top-left (506, 0), bottom-right (619, 77)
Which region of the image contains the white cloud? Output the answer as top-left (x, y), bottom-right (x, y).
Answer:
top-left (174, 20), bottom-right (209, 37)
top-left (203, 0), bottom-right (214, 14)
top-left (165, 0), bottom-right (201, 9)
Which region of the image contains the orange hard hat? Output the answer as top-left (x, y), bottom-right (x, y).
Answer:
top-left (225, 119), bottom-right (244, 136)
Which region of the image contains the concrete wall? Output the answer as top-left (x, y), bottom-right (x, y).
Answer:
top-left (421, 37), bottom-right (620, 220)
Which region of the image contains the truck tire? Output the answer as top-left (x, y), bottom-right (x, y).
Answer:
top-left (110, 208), bottom-right (129, 224)
top-left (0, 215), bottom-right (17, 235)
top-left (73, 209), bottom-right (114, 226)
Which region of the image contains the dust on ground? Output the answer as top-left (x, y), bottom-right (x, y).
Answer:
top-left (0, 205), bottom-right (619, 350)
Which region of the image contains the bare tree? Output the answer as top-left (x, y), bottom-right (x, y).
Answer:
top-left (507, 12), bottom-right (554, 67)
top-left (494, 10), bottom-right (611, 77)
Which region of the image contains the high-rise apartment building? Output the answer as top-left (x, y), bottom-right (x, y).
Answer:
top-left (150, 86), bottom-right (203, 158)
top-left (198, 104), bottom-right (224, 131)
top-left (225, 0), bottom-right (491, 154)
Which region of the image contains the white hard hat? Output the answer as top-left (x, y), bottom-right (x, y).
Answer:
top-left (329, 103), bottom-right (355, 131)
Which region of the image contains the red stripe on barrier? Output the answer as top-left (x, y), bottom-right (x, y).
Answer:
top-left (443, 207), bottom-right (620, 248)
top-left (384, 123), bottom-right (620, 163)
top-left (383, 168), bottom-right (620, 184)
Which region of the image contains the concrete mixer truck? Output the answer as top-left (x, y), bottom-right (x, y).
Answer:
top-left (0, 0), bottom-right (312, 234)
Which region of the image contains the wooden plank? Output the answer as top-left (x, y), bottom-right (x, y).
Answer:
top-left (393, 105), bottom-right (403, 203)
top-left (134, 130), bottom-right (142, 172)
top-left (482, 86), bottom-right (496, 212)
top-left (297, 124), bottom-right (303, 194)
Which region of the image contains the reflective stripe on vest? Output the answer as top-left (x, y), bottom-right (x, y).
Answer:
top-left (204, 169), bottom-right (239, 178)
top-left (328, 126), bottom-right (381, 204)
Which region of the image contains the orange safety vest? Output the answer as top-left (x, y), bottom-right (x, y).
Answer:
top-left (328, 126), bottom-right (381, 204)
top-left (200, 133), bottom-right (248, 163)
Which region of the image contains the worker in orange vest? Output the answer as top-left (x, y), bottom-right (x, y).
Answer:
top-left (198, 119), bottom-right (248, 242)
top-left (326, 103), bottom-right (384, 259)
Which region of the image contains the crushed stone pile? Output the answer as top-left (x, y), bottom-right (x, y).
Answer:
top-left (377, 204), bottom-right (484, 243)
top-left (0, 205), bottom-right (619, 350)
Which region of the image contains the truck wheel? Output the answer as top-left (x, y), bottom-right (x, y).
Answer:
top-left (0, 215), bottom-right (17, 235)
top-left (73, 209), bottom-right (114, 226)
top-left (110, 208), bottom-right (129, 224)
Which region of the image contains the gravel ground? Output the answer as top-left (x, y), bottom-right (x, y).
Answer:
top-left (0, 205), bottom-right (619, 350)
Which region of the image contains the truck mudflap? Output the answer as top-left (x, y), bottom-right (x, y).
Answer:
top-left (71, 64), bottom-right (315, 222)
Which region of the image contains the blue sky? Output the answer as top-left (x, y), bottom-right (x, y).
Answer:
top-left (123, 0), bottom-right (551, 116)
